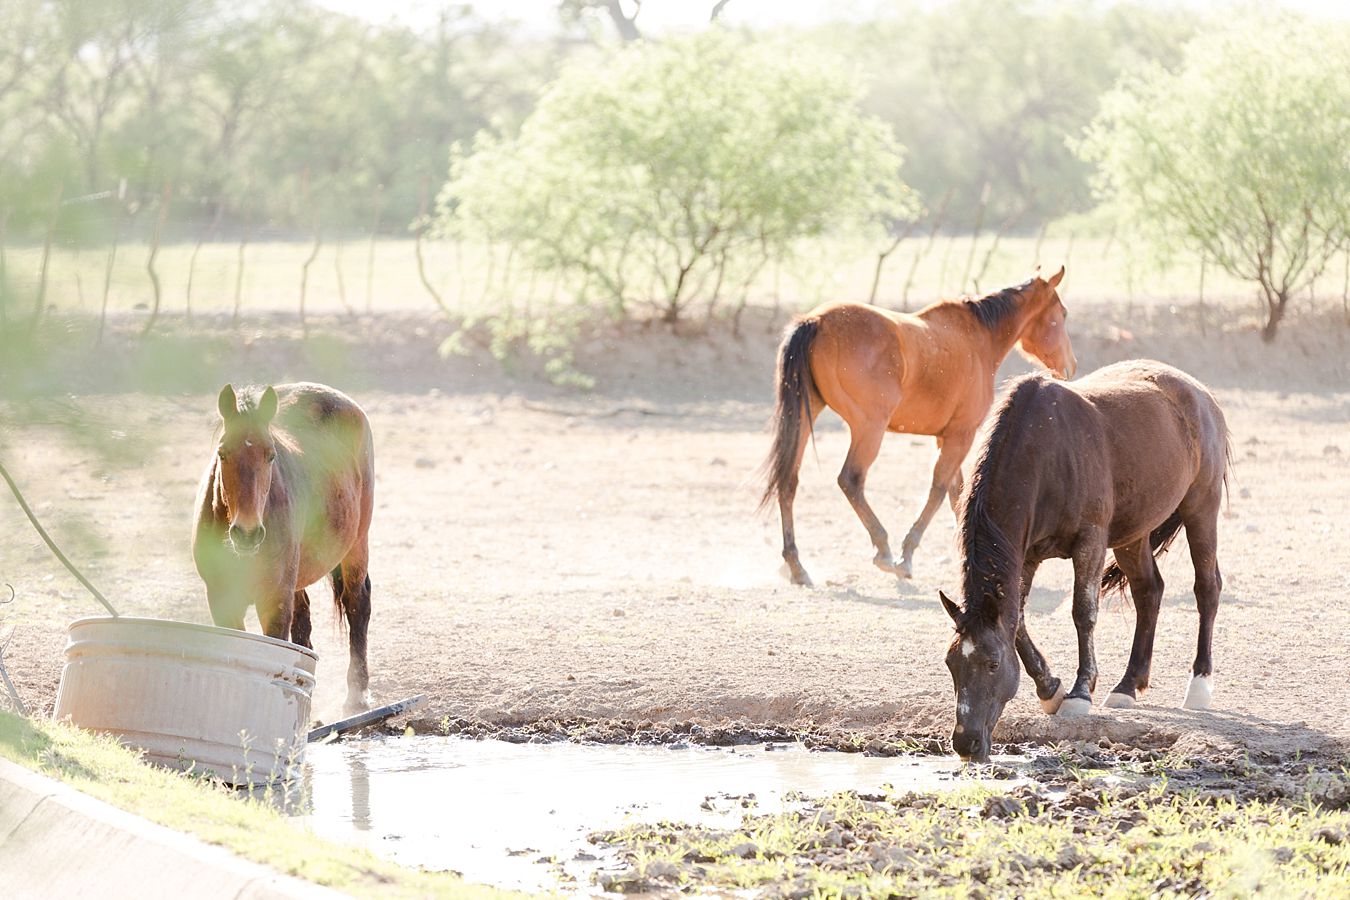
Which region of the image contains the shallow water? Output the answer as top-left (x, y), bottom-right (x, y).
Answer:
top-left (295, 735), bottom-right (1022, 893)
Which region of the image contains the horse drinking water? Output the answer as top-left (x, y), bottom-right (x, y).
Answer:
top-left (760, 268), bottom-right (1076, 585)
top-left (193, 382), bottom-right (376, 716)
top-left (941, 360), bottom-right (1230, 762)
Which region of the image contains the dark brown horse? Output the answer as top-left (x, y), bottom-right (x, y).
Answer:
top-left (760, 268), bottom-right (1075, 586)
top-left (941, 360), bottom-right (1230, 761)
top-left (192, 382), bottom-right (376, 716)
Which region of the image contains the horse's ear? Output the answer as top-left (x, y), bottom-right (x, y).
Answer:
top-left (1047, 265), bottom-right (1065, 289)
top-left (939, 591), bottom-right (961, 624)
top-left (258, 386), bottom-right (278, 423)
top-left (217, 384), bottom-right (238, 421)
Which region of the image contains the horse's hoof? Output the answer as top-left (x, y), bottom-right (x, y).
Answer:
top-left (1182, 675), bottom-right (1213, 711)
top-left (343, 692), bottom-right (373, 718)
top-left (779, 562), bottom-right (813, 587)
top-left (1056, 696), bottom-right (1093, 718)
top-left (872, 554), bottom-right (899, 575)
top-left (895, 559), bottom-right (914, 580)
top-left (1103, 692), bottom-right (1136, 709)
top-left (1039, 682), bottom-right (1066, 715)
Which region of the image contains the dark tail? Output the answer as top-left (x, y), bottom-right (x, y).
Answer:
top-left (757, 317), bottom-right (819, 513)
top-left (331, 566), bottom-right (347, 635)
top-left (1101, 509), bottom-right (1185, 596)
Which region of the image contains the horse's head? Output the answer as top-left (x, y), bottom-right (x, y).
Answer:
top-left (214, 384), bottom-right (280, 555)
top-left (940, 591), bottom-right (1019, 763)
top-left (1017, 265), bottom-right (1076, 379)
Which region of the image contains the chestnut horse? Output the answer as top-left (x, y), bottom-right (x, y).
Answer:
top-left (941, 360), bottom-right (1230, 762)
top-left (760, 268), bottom-right (1075, 586)
top-left (192, 382), bottom-right (376, 715)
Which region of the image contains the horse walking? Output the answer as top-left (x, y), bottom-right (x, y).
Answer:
top-left (941, 360), bottom-right (1230, 762)
top-left (193, 382), bottom-right (376, 716)
top-left (760, 268), bottom-right (1075, 586)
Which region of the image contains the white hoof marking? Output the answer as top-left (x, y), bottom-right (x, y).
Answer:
top-left (1183, 675), bottom-right (1213, 711)
top-left (1039, 683), bottom-right (1066, 715)
top-left (1056, 696), bottom-right (1093, 718)
top-left (1103, 692), bottom-right (1136, 709)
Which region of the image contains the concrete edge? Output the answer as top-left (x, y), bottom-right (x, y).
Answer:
top-left (0, 756), bottom-right (350, 900)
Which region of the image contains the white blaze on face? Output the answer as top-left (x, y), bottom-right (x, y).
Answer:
top-left (961, 638), bottom-right (975, 657)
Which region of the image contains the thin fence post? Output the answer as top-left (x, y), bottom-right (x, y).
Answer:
top-left (365, 183), bottom-right (384, 314)
top-left (1198, 252), bottom-right (1207, 337)
top-left (186, 199), bottom-right (224, 324)
top-left (0, 211), bottom-right (8, 329)
top-left (297, 167), bottom-right (319, 338)
top-left (232, 202), bottom-right (252, 328)
top-left (139, 180), bottom-right (173, 338)
top-left (868, 218), bottom-right (918, 305)
top-left (960, 181), bottom-right (991, 293)
top-left (98, 207), bottom-right (121, 345)
top-left (30, 184), bottom-right (63, 331)
top-left (414, 177), bottom-right (449, 315)
top-left (903, 186), bottom-right (953, 310)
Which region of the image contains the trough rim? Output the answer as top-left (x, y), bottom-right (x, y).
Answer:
top-left (66, 615), bottom-right (320, 661)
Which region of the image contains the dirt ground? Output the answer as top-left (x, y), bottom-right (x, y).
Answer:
top-left (2, 301), bottom-right (1348, 762)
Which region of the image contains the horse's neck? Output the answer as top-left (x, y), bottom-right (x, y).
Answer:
top-left (982, 292), bottom-right (1047, 368)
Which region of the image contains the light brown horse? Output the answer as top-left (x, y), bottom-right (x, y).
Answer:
top-left (760, 268), bottom-right (1075, 586)
top-left (192, 382), bottom-right (375, 716)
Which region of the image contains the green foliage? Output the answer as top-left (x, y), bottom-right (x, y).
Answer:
top-left (0, 0), bottom-right (553, 239)
top-left (1077, 13), bottom-right (1350, 340)
top-left (436, 29), bottom-right (917, 324)
top-left (838, 0), bottom-right (1199, 228)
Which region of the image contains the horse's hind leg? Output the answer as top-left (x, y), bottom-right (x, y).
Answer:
top-left (836, 420), bottom-right (898, 576)
top-left (1181, 494), bottom-right (1223, 711)
top-left (898, 430), bottom-right (974, 579)
top-left (779, 398), bottom-right (821, 587)
top-left (333, 555), bottom-right (373, 716)
top-left (291, 588), bottom-right (313, 650)
top-left (1103, 539), bottom-right (1163, 709)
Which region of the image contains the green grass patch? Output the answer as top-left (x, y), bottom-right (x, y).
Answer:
top-left (593, 772), bottom-right (1350, 898)
top-left (0, 711), bottom-right (521, 899)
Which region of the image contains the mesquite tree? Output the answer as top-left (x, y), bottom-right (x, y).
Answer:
top-left (436, 29), bottom-right (916, 324)
top-left (1077, 14), bottom-right (1350, 341)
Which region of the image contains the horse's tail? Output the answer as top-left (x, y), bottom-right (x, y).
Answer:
top-left (1100, 509), bottom-right (1186, 597)
top-left (757, 317), bottom-right (820, 513)
top-left (331, 566), bottom-right (348, 635)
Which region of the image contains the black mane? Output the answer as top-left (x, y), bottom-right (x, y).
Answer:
top-left (962, 279), bottom-right (1033, 330)
top-left (955, 374), bottom-right (1045, 632)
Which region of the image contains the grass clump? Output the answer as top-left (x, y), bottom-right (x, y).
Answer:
top-left (592, 771), bottom-right (1350, 898)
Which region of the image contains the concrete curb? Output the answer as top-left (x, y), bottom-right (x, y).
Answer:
top-left (0, 757), bottom-right (349, 900)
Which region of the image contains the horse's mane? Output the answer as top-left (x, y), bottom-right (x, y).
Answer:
top-left (956, 374), bottom-right (1044, 632)
top-left (961, 279), bottom-right (1034, 331)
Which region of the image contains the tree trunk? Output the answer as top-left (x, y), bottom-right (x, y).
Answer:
top-left (1261, 288), bottom-right (1288, 343)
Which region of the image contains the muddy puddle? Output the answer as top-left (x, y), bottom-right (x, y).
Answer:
top-left (293, 735), bottom-right (1024, 893)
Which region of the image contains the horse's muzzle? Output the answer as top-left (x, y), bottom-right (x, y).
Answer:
top-left (952, 729), bottom-right (991, 763)
top-left (228, 524), bottom-right (266, 554)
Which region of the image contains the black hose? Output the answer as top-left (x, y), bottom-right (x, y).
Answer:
top-left (0, 457), bottom-right (119, 617)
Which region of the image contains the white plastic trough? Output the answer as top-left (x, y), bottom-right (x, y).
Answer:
top-left (53, 617), bottom-right (317, 786)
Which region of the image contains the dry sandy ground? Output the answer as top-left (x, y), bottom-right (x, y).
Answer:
top-left (2, 304), bottom-right (1348, 761)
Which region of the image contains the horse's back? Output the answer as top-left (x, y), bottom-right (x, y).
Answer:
top-left (805, 301), bottom-right (984, 433)
top-left (1072, 360), bottom-right (1228, 539)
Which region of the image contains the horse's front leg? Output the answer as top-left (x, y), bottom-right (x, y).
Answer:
top-left (256, 564), bottom-right (298, 641)
top-left (1012, 561), bottom-right (1065, 713)
top-left (898, 430), bottom-right (973, 578)
top-left (1059, 531), bottom-right (1108, 717)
